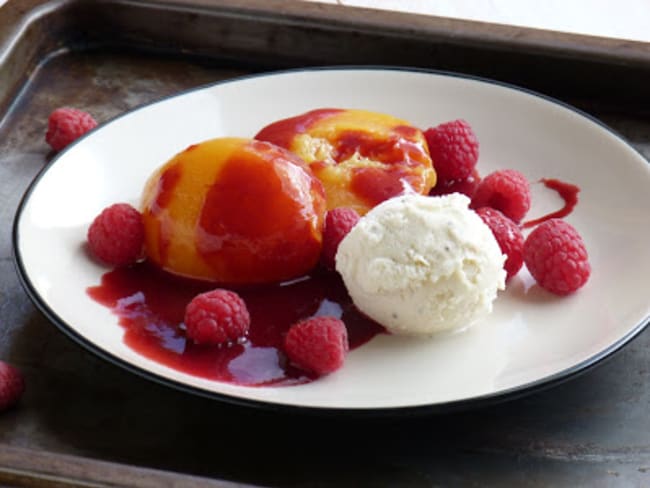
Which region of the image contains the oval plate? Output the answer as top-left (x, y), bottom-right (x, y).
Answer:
top-left (13, 68), bottom-right (650, 414)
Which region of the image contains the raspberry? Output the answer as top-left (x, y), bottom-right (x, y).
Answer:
top-left (471, 169), bottom-right (531, 223)
top-left (523, 219), bottom-right (590, 295)
top-left (87, 203), bottom-right (145, 266)
top-left (321, 207), bottom-right (360, 270)
top-left (0, 361), bottom-right (25, 412)
top-left (284, 316), bottom-right (348, 375)
top-left (184, 289), bottom-right (250, 345)
top-left (429, 168), bottom-right (481, 198)
top-left (475, 207), bottom-right (524, 281)
top-left (424, 119), bottom-right (479, 185)
top-left (46, 107), bottom-right (97, 151)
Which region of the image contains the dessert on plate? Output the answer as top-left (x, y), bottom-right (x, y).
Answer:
top-left (140, 137), bottom-right (326, 284)
top-left (82, 108), bottom-right (588, 385)
top-left (255, 108), bottom-right (437, 215)
top-left (336, 193), bottom-right (506, 335)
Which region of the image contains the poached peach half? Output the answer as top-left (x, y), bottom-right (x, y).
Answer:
top-left (255, 108), bottom-right (436, 215)
top-left (141, 138), bottom-right (326, 284)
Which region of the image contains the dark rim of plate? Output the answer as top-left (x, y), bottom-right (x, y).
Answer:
top-left (11, 65), bottom-right (650, 417)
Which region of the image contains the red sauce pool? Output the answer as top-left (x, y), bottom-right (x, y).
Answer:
top-left (522, 178), bottom-right (580, 228)
top-left (87, 263), bottom-right (384, 386)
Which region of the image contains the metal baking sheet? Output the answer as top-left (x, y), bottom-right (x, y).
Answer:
top-left (1, 0), bottom-right (649, 485)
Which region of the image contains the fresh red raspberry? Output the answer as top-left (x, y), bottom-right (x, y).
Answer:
top-left (184, 289), bottom-right (250, 346)
top-left (46, 107), bottom-right (97, 151)
top-left (429, 168), bottom-right (481, 198)
top-left (471, 169), bottom-right (531, 223)
top-left (0, 361), bottom-right (25, 412)
top-left (284, 316), bottom-right (348, 375)
top-left (475, 207), bottom-right (524, 281)
top-left (321, 207), bottom-right (360, 270)
top-left (424, 119), bottom-right (479, 185)
top-left (87, 203), bottom-right (144, 266)
top-left (523, 219), bottom-right (590, 295)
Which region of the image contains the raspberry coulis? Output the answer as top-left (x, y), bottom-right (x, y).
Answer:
top-left (254, 108), bottom-right (343, 148)
top-left (87, 263), bottom-right (384, 386)
top-left (337, 127), bottom-right (431, 206)
top-left (522, 178), bottom-right (580, 228)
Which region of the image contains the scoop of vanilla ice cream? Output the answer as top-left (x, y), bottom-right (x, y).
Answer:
top-left (335, 193), bottom-right (506, 335)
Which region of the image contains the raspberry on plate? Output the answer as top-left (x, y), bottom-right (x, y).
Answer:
top-left (470, 169), bottom-right (531, 223)
top-left (87, 203), bottom-right (145, 266)
top-left (475, 207), bottom-right (524, 281)
top-left (284, 316), bottom-right (348, 375)
top-left (46, 107), bottom-right (97, 151)
top-left (184, 289), bottom-right (251, 346)
top-left (523, 219), bottom-right (590, 295)
top-left (0, 361), bottom-right (25, 412)
top-left (321, 207), bottom-right (360, 271)
top-left (424, 119), bottom-right (479, 185)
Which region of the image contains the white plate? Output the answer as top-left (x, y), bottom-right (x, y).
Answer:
top-left (13, 68), bottom-right (650, 413)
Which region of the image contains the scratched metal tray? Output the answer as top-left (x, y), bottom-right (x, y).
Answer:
top-left (1, 0), bottom-right (649, 486)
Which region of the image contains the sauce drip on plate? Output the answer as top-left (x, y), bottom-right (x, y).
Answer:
top-left (523, 178), bottom-right (580, 228)
top-left (87, 264), bottom-right (384, 386)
